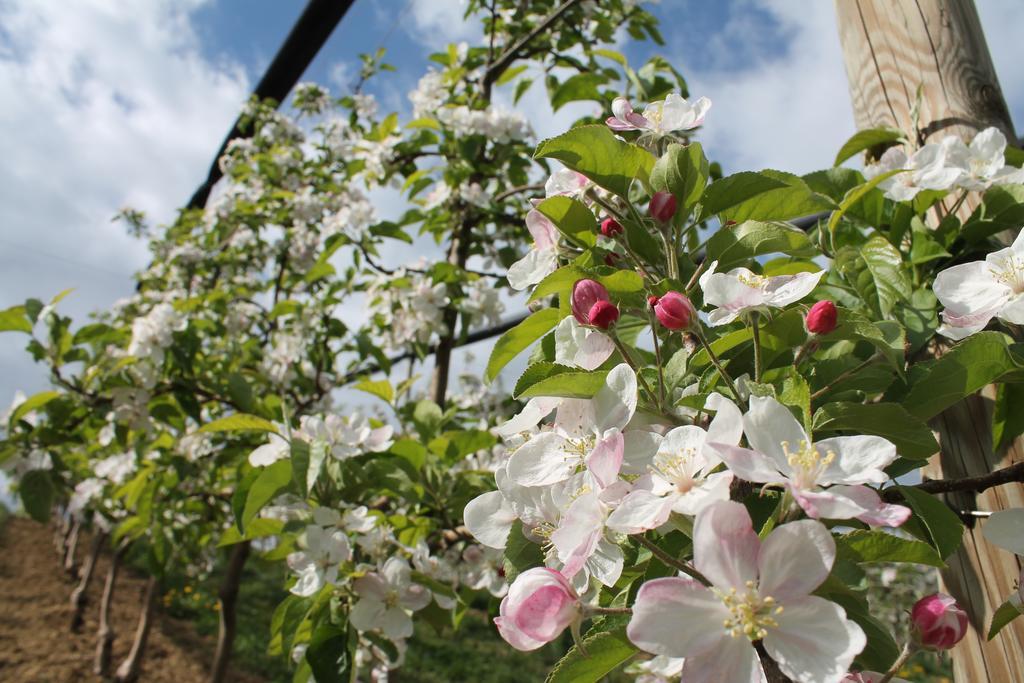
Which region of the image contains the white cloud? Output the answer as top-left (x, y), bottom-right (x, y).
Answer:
top-left (661, 0), bottom-right (855, 175)
top-left (0, 0), bottom-right (249, 400)
top-left (402, 0), bottom-right (482, 47)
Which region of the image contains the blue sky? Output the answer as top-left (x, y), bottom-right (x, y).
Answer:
top-left (2, 0), bottom-right (1024, 441)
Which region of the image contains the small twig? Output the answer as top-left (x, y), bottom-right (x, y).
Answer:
top-left (635, 535), bottom-right (709, 586)
top-left (493, 183), bottom-right (544, 202)
top-left (809, 354), bottom-right (878, 403)
top-left (610, 333), bottom-right (659, 408)
top-left (482, 0), bottom-right (584, 94)
top-left (692, 326), bottom-right (746, 410)
top-left (750, 312), bottom-right (763, 383)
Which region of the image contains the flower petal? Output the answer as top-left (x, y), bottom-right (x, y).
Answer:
top-left (708, 443), bottom-right (787, 485)
top-left (982, 508), bottom-right (1024, 555)
top-left (586, 430), bottom-right (624, 489)
top-left (679, 635), bottom-right (765, 683)
top-left (757, 519), bottom-right (834, 603)
top-left (507, 247), bottom-right (558, 291)
top-left (464, 490), bottom-right (517, 549)
top-left (826, 485), bottom-right (911, 528)
top-left (621, 429), bottom-right (662, 475)
top-left (506, 432), bottom-right (576, 486)
top-left (744, 396), bottom-right (805, 475)
top-left (693, 500), bottom-right (760, 590)
top-left (814, 435), bottom-right (897, 486)
top-left (606, 489), bottom-right (675, 534)
top-left (763, 595), bottom-right (865, 683)
top-left (594, 364), bottom-right (638, 432)
top-left (626, 577), bottom-right (728, 658)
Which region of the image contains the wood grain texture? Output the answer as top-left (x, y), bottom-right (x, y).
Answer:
top-left (835, 2), bottom-right (1023, 680)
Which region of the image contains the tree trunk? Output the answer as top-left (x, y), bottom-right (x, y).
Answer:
top-left (113, 575), bottom-right (158, 683)
top-left (835, 2), bottom-right (1024, 679)
top-left (95, 540), bottom-right (129, 677)
top-left (209, 541), bottom-right (251, 683)
top-left (63, 519), bottom-right (81, 580)
top-left (70, 530), bottom-right (107, 632)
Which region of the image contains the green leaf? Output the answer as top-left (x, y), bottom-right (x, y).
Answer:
top-left (717, 172), bottom-right (834, 223)
top-left (828, 169), bottom-right (904, 234)
top-left (502, 520), bottom-right (544, 583)
top-left (704, 220), bottom-right (816, 271)
top-left (485, 308), bottom-right (562, 383)
top-left (650, 142), bottom-right (708, 214)
top-left (534, 124), bottom-right (655, 198)
top-left (910, 229), bottom-right (951, 265)
top-left (412, 400), bottom-right (444, 440)
top-left (903, 332), bottom-right (1024, 420)
top-left (535, 196), bottom-right (597, 248)
top-left (834, 234), bottom-right (911, 318)
top-left (226, 373), bottom-right (255, 413)
top-left (198, 413), bottom-right (279, 434)
top-left (549, 73), bottom-right (607, 111)
top-left (8, 390), bottom-right (60, 426)
top-left (826, 310), bottom-right (905, 371)
top-left (516, 368), bottom-right (608, 400)
top-left (494, 64), bottom-right (528, 86)
top-left (19, 470), bottom-right (54, 522)
top-left (896, 485), bottom-right (964, 559)
top-left (241, 459), bottom-right (293, 532)
top-left (528, 265), bottom-right (587, 305)
top-left (306, 624), bottom-right (351, 683)
top-left (836, 529), bottom-right (943, 566)
top-left (988, 597), bottom-right (1024, 640)
top-left (353, 378), bottom-right (393, 405)
top-left (0, 305), bottom-right (32, 333)
top-left (546, 627), bottom-right (637, 683)
top-left (812, 402), bottom-right (937, 460)
top-left (699, 171), bottom-right (790, 219)
top-left (834, 127), bottom-right (906, 166)
top-left (993, 382), bottom-right (1024, 451)
top-left (219, 518), bottom-right (284, 546)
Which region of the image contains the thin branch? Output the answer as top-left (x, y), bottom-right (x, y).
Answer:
top-left (482, 0), bottom-right (584, 94)
top-left (635, 535), bottom-right (709, 586)
top-left (493, 183), bottom-right (544, 202)
top-left (340, 313), bottom-right (528, 385)
top-left (883, 462), bottom-right (1024, 502)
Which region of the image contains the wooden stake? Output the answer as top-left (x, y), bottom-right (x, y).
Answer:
top-left (835, 2), bottom-right (1023, 679)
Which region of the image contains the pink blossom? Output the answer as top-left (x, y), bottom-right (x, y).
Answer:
top-left (911, 593), bottom-right (968, 650)
top-left (709, 396), bottom-right (911, 527)
top-left (649, 191), bottom-right (677, 223)
top-left (628, 501), bottom-right (864, 682)
top-left (571, 279), bottom-right (619, 329)
top-left (606, 97), bottom-right (650, 131)
top-left (806, 300), bottom-right (838, 334)
top-left (495, 568), bottom-right (580, 651)
top-left (627, 501), bottom-right (865, 683)
top-left (653, 291), bottom-right (695, 331)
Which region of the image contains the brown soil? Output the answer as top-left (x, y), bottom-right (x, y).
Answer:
top-left (0, 517), bottom-right (264, 683)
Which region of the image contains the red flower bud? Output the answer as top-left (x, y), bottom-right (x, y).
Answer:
top-left (647, 295), bottom-right (660, 307)
top-left (600, 218), bottom-right (623, 238)
top-left (806, 300), bottom-right (838, 335)
top-left (654, 291), bottom-right (695, 330)
top-left (603, 252), bottom-right (620, 267)
top-left (571, 279), bottom-right (619, 330)
top-left (588, 300), bottom-right (620, 330)
top-left (911, 593), bottom-right (968, 650)
top-left (649, 191), bottom-right (677, 223)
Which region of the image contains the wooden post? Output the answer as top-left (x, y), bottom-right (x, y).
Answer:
top-left (835, 2), bottom-right (1024, 680)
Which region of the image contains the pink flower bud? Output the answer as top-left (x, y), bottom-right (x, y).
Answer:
top-left (654, 291), bottom-right (696, 330)
top-left (600, 217), bottom-right (623, 238)
top-left (649, 191), bottom-right (677, 223)
top-left (571, 279), bottom-right (619, 329)
top-left (911, 593), bottom-right (968, 650)
top-left (494, 568), bottom-right (579, 651)
top-left (806, 300), bottom-right (837, 335)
